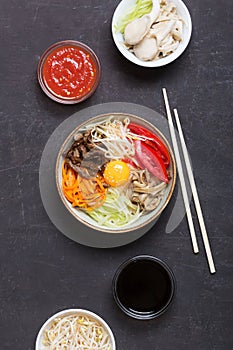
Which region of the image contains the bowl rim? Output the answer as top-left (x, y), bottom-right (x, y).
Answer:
top-left (111, 0), bottom-right (192, 68)
top-left (55, 112), bottom-right (177, 233)
top-left (37, 40), bottom-right (101, 104)
top-left (112, 255), bottom-right (176, 320)
top-left (35, 308), bottom-right (116, 350)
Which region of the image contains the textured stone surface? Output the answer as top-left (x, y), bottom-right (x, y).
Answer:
top-left (0, 0), bottom-right (232, 349)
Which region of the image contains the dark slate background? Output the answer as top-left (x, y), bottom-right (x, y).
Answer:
top-left (0, 1), bottom-right (232, 349)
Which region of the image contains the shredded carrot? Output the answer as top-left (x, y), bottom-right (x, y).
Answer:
top-left (62, 161), bottom-right (106, 210)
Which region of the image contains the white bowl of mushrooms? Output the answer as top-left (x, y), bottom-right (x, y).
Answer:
top-left (112, 0), bottom-right (192, 67)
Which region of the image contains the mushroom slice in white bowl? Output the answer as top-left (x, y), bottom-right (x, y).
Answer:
top-left (134, 35), bottom-right (158, 61)
top-left (124, 0), bottom-right (160, 45)
top-left (151, 19), bottom-right (176, 46)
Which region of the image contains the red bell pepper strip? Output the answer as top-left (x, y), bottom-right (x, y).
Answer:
top-left (134, 140), bottom-right (169, 183)
top-left (122, 158), bottom-right (139, 168)
top-left (128, 123), bottom-right (170, 168)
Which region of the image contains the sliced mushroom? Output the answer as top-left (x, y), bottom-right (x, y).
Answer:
top-left (172, 20), bottom-right (183, 41)
top-left (159, 2), bottom-right (176, 19)
top-left (65, 159), bottom-right (90, 179)
top-left (151, 19), bottom-right (176, 46)
top-left (161, 41), bottom-right (180, 56)
top-left (124, 15), bottom-right (152, 46)
top-left (74, 132), bottom-right (83, 141)
top-left (134, 35), bottom-right (158, 61)
top-left (144, 195), bottom-right (161, 212)
top-left (133, 181), bottom-right (166, 194)
top-left (129, 168), bottom-right (167, 212)
top-left (124, 0), bottom-right (160, 45)
top-left (159, 33), bottom-right (173, 48)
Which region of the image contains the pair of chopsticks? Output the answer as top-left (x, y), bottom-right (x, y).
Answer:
top-left (162, 88), bottom-right (216, 274)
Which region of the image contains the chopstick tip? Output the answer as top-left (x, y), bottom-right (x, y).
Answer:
top-left (210, 265), bottom-right (216, 274)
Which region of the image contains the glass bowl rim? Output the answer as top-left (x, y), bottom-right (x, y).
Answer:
top-left (112, 254), bottom-right (176, 319)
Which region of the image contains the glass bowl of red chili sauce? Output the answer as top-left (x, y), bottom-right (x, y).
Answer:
top-left (37, 40), bottom-right (101, 104)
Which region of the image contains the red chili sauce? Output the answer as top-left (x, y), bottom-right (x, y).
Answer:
top-left (42, 45), bottom-right (97, 99)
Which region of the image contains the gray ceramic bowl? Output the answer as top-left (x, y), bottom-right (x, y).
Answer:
top-left (56, 113), bottom-right (176, 234)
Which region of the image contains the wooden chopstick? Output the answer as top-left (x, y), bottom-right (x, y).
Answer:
top-left (162, 88), bottom-right (199, 254)
top-left (173, 108), bottom-right (216, 274)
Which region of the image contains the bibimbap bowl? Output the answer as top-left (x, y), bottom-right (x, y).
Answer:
top-left (56, 113), bottom-right (176, 234)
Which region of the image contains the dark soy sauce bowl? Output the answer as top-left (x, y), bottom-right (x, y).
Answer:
top-left (112, 255), bottom-right (176, 320)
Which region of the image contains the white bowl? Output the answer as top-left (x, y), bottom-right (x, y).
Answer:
top-left (35, 308), bottom-right (116, 350)
top-left (112, 0), bottom-right (192, 67)
top-left (55, 113), bottom-right (176, 234)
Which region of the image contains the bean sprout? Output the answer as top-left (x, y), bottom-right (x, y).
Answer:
top-left (41, 314), bottom-right (112, 350)
top-left (85, 116), bottom-right (135, 159)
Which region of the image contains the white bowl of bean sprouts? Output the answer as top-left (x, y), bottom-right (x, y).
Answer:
top-left (56, 113), bottom-right (176, 234)
top-left (35, 308), bottom-right (116, 350)
top-left (112, 0), bottom-right (192, 67)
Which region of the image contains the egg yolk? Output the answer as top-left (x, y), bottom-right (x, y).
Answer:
top-left (104, 160), bottom-right (130, 187)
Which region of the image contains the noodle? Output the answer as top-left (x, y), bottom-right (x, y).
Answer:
top-left (90, 117), bottom-right (134, 160)
top-left (41, 314), bottom-right (112, 350)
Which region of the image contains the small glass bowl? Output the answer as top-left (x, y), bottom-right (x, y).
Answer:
top-left (112, 255), bottom-right (176, 320)
top-left (37, 40), bottom-right (101, 104)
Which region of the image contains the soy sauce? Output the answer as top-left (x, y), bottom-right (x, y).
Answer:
top-left (114, 257), bottom-right (175, 318)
